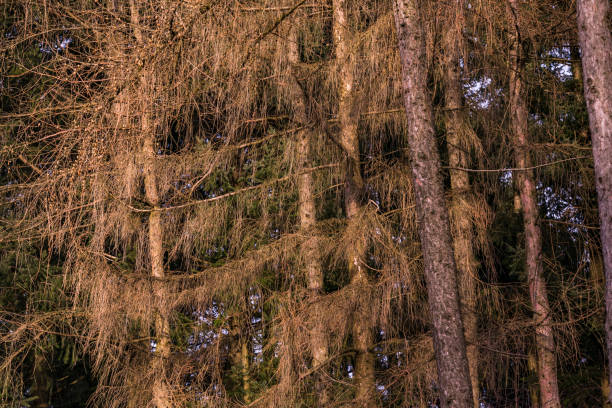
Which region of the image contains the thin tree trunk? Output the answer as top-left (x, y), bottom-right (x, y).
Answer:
top-left (241, 341), bottom-right (251, 403)
top-left (570, 46), bottom-right (589, 141)
top-left (393, 1), bottom-right (473, 407)
top-left (576, 0), bottom-right (612, 401)
top-left (332, 0), bottom-right (375, 405)
top-left (506, 1), bottom-right (561, 407)
top-left (441, 2), bottom-right (479, 405)
top-left (128, 2), bottom-right (170, 407)
top-left (32, 347), bottom-right (51, 408)
top-left (287, 25), bottom-right (329, 404)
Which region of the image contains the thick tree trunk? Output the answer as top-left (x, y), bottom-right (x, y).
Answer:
top-left (128, 2), bottom-right (170, 407)
top-left (287, 25), bottom-right (328, 403)
top-left (393, 1), bottom-right (473, 407)
top-left (441, 2), bottom-right (479, 406)
top-left (506, 1), bottom-right (561, 407)
top-left (332, 1), bottom-right (375, 405)
top-left (576, 0), bottom-right (612, 401)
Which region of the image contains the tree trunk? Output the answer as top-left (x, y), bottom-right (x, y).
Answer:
top-left (441, 2), bottom-right (479, 405)
top-left (241, 341), bottom-right (251, 403)
top-left (506, 1), bottom-right (561, 407)
top-left (128, 2), bottom-right (170, 407)
top-left (570, 45), bottom-right (589, 142)
top-left (528, 349), bottom-right (540, 408)
top-left (32, 347), bottom-right (52, 408)
top-left (393, 1), bottom-right (473, 407)
top-left (576, 0), bottom-right (612, 401)
top-left (287, 25), bottom-right (329, 403)
top-left (332, 0), bottom-right (375, 405)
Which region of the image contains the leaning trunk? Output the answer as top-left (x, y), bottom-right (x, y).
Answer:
top-left (576, 0), bottom-right (612, 400)
top-left (332, 0), bottom-right (375, 405)
top-left (506, 1), bottom-right (561, 406)
top-left (288, 24), bottom-right (328, 403)
top-left (393, 1), bottom-right (473, 407)
top-left (441, 1), bottom-right (479, 405)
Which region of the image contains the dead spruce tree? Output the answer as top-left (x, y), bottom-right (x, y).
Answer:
top-left (393, 0), bottom-right (473, 407)
top-left (126, 2), bottom-right (172, 405)
top-left (440, 1), bottom-right (481, 405)
top-left (332, 0), bottom-right (376, 404)
top-left (284, 16), bottom-right (329, 405)
top-left (4, 0), bottom-right (609, 406)
top-left (506, 1), bottom-right (561, 406)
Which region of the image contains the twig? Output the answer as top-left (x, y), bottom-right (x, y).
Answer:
top-left (445, 155), bottom-right (591, 173)
top-left (121, 163), bottom-right (339, 213)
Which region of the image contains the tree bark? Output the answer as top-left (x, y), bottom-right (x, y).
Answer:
top-left (576, 0), bottom-right (612, 401)
top-left (332, 0), bottom-right (375, 405)
top-left (241, 340), bottom-right (251, 403)
top-left (128, 2), bottom-right (170, 407)
top-left (287, 25), bottom-right (329, 404)
top-left (441, 2), bottom-right (479, 405)
top-left (393, 1), bottom-right (473, 407)
top-left (506, 1), bottom-right (561, 407)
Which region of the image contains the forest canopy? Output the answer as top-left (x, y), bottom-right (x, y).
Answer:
top-left (1, 0), bottom-right (611, 407)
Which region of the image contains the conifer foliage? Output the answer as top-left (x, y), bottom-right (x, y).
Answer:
top-left (1, 0), bottom-right (610, 407)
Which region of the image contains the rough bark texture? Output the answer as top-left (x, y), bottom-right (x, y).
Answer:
top-left (288, 26), bottom-right (329, 404)
top-left (506, 1), bottom-right (561, 407)
top-left (576, 0), bottom-right (612, 400)
top-left (128, 1), bottom-right (170, 406)
top-left (393, 1), bottom-right (473, 407)
top-left (332, 0), bottom-right (375, 404)
top-left (441, 2), bottom-right (479, 405)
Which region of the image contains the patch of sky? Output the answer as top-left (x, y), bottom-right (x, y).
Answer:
top-left (39, 35), bottom-right (72, 55)
top-left (464, 76), bottom-right (493, 109)
top-left (530, 113), bottom-right (544, 126)
top-left (538, 180), bottom-right (585, 237)
top-left (347, 364), bottom-right (354, 378)
top-left (379, 354), bottom-right (389, 369)
top-left (391, 234), bottom-right (406, 244)
top-left (377, 383), bottom-right (389, 398)
top-left (180, 304), bottom-right (230, 354)
top-left (500, 170), bottom-right (513, 186)
top-left (540, 47), bottom-right (573, 82)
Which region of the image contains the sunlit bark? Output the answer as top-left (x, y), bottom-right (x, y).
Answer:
top-left (128, 1), bottom-right (170, 406)
top-left (241, 341), bottom-right (250, 403)
top-left (288, 24), bottom-right (329, 404)
top-left (393, 1), bottom-right (473, 406)
top-left (576, 0), bottom-right (612, 401)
